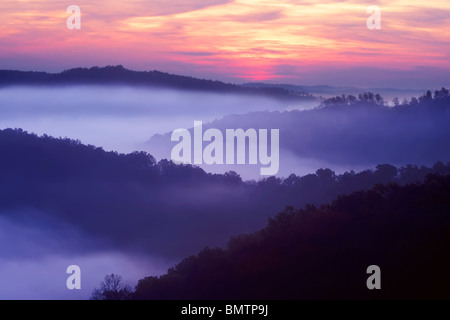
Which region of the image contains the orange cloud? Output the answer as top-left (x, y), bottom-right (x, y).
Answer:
top-left (0, 0), bottom-right (449, 85)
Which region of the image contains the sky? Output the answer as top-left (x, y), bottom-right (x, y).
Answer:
top-left (0, 0), bottom-right (449, 88)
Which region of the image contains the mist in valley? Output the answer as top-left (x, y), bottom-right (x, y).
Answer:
top-left (0, 86), bottom-right (312, 154)
top-left (1, 84), bottom-right (449, 299)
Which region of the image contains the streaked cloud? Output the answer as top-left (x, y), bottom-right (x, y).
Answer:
top-left (0, 0), bottom-right (449, 87)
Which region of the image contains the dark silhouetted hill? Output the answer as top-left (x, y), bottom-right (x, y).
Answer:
top-left (133, 174), bottom-right (450, 299)
top-left (1, 128), bottom-right (450, 260)
top-left (148, 87), bottom-right (450, 167)
top-left (0, 66), bottom-right (316, 101)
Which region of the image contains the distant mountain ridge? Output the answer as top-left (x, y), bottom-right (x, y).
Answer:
top-left (0, 65), bottom-right (424, 101)
top-left (148, 87), bottom-right (450, 176)
top-left (242, 82), bottom-right (425, 100)
top-left (0, 65), bottom-right (315, 101)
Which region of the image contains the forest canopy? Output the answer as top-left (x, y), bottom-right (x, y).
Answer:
top-left (131, 173), bottom-right (450, 300)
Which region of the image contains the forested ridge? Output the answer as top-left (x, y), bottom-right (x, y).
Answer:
top-left (0, 66), bottom-right (314, 101)
top-left (1, 127), bottom-right (450, 259)
top-left (131, 174), bottom-right (450, 300)
top-left (0, 88), bottom-right (449, 299)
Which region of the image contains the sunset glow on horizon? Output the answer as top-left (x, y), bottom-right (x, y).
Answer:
top-left (1, 0), bottom-right (449, 88)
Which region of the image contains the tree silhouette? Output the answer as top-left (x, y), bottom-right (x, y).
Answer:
top-left (90, 274), bottom-right (132, 300)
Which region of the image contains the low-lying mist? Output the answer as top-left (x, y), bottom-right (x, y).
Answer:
top-left (148, 97), bottom-right (450, 180)
top-left (0, 86), bottom-right (314, 154)
top-left (0, 125), bottom-right (450, 299)
top-left (1, 85), bottom-right (449, 299)
top-left (0, 213), bottom-right (173, 300)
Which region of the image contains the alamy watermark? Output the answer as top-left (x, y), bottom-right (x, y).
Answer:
top-left (367, 5), bottom-right (381, 30)
top-left (171, 121), bottom-right (280, 176)
top-left (66, 265), bottom-right (81, 290)
top-left (66, 5), bottom-right (81, 30)
top-left (366, 265), bottom-right (381, 290)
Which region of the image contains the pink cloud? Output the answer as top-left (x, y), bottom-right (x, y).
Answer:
top-left (0, 0), bottom-right (449, 87)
